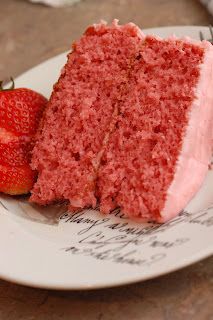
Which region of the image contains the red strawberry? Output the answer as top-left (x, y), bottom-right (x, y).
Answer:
top-left (0, 81), bottom-right (47, 136)
top-left (0, 141), bottom-right (32, 167)
top-left (0, 127), bottom-right (32, 166)
top-left (0, 78), bottom-right (47, 195)
top-left (0, 164), bottom-right (36, 195)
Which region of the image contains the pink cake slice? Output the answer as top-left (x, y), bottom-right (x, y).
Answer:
top-left (30, 20), bottom-right (143, 209)
top-left (30, 21), bottom-right (213, 223)
top-left (97, 36), bottom-right (213, 222)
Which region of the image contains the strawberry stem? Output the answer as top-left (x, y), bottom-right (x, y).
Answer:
top-left (0, 77), bottom-right (15, 91)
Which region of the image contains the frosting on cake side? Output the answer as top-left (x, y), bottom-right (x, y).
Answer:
top-left (160, 40), bottom-right (213, 222)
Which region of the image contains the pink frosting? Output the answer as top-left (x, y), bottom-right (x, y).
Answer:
top-left (159, 40), bottom-right (213, 222)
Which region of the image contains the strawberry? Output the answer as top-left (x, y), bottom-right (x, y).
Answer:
top-left (0, 141), bottom-right (31, 167)
top-left (0, 83), bottom-right (47, 136)
top-left (0, 164), bottom-right (36, 195)
top-left (0, 78), bottom-right (47, 195)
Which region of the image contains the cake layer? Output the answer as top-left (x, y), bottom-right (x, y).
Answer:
top-left (160, 40), bottom-right (213, 222)
top-left (97, 36), bottom-right (213, 222)
top-left (30, 21), bottom-right (143, 208)
top-left (31, 21), bottom-right (213, 222)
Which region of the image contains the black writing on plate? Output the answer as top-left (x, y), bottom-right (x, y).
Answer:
top-left (62, 245), bottom-right (166, 267)
top-left (59, 206), bottom-right (213, 267)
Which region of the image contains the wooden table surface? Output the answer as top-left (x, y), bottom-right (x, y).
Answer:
top-left (0, 0), bottom-right (213, 319)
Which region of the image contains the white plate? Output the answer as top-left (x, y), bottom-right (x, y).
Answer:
top-left (0, 26), bottom-right (212, 290)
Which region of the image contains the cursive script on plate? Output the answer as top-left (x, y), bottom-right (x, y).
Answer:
top-left (60, 206), bottom-right (213, 267)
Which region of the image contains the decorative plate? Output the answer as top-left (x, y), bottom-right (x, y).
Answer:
top-left (0, 26), bottom-right (212, 290)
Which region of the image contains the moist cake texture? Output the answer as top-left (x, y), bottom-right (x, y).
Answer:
top-left (30, 21), bottom-right (213, 222)
top-left (31, 21), bottom-right (143, 209)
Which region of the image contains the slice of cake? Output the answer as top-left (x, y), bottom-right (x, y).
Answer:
top-left (30, 21), bottom-right (213, 222)
top-left (97, 35), bottom-right (213, 222)
top-left (30, 20), bottom-right (143, 209)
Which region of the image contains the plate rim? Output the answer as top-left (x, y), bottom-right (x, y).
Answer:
top-left (0, 237), bottom-right (212, 291)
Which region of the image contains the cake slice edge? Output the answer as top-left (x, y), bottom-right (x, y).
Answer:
top-left (160, 40), bottom-right (213, 222)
